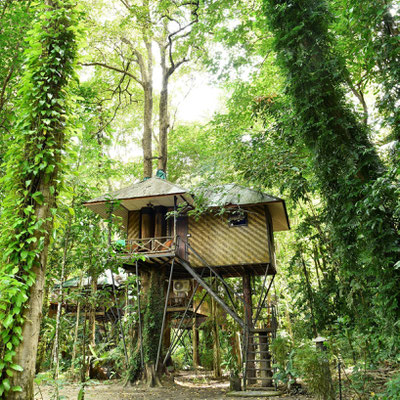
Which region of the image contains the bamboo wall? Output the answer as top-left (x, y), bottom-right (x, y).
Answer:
top-left (188, 206), bottom-right (270, 267)
top-left (127, 211), bottom-right (140, 240)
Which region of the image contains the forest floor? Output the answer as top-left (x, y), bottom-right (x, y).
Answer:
top-left (34, 371), bottom-right (313, 400)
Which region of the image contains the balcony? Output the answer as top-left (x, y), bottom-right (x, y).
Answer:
top-left (116, 236), bottom-right (176, 256)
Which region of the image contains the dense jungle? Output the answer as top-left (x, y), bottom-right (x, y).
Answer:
top-left (0, 0), bottom-right (399, 399)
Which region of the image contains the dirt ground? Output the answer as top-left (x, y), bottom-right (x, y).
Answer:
top-left (35, 371), bottom-right (313, 400)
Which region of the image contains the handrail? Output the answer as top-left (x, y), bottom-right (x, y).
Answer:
top-left (118, 236), bottom-right (176, 254)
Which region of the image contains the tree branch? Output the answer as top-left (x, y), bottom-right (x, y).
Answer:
top-left (0, 64), bottom-right (15, 113)
top-left (81, 62), bottom-right (143, 86)
top-left (344, 75), bottom-right (368, 125)
top-left (166, 0), bottom-right (199, 76)
top-left (119, 0), bottom-right (131, 11)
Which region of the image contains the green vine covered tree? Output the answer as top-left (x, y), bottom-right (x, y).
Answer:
top-left (0, 1), bottom-right (81, 398)
top-left (263, 0), bottom-right (400, 347)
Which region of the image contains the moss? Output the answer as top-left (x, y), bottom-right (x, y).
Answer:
top-left (129, 266), bottom-right (165, 382)
top-left (142, 270), bottom-right (165, 364)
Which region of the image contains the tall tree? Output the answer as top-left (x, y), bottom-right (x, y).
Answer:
top-left (83, 0), bottom-right (199, 177)
top-left (0, 1), bottom-right (81, 398)
top-left (0, 0), bottom-right (32, 132)
top-left (263, 0), bottom-right (400, 335)
top-left (333, 0), bottom-right (400, 138)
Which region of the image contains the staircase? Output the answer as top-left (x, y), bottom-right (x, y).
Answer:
top-left (243, 305), bottom-right (277, 390)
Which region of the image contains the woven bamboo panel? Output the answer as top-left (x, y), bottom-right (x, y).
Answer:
top-left (127, 211), bottom-right (140, 239)
top-left (188, 206), bottom-right (270, 267)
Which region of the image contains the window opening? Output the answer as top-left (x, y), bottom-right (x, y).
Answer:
top-left (228, 211), bottom-right (248, 227)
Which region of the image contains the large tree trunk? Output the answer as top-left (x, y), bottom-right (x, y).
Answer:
top-left (141, 16), bottom-right (154, 179)
top-left (142, 76), bottom-right (153, 178)
top-left (139, 266), bottom-right (166, 386)
top-left (8, 261), bottom-right (47, 399)
top-left (158, 42), bottom-right (169, 173)
top-left (264, 0), bottom-right (400, 321)
top-left (0, 1), bottom-right (79, 398)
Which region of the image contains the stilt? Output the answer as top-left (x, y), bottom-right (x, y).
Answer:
top-left (211, 293), bottom-right (222, 378)
top-left (192, 315), bottom-right (199, 369)
top-left (155, 259), bottom-right (174, 372)
top-left (243, 270), bottom-right (256, 385)
top-left (135, 261), bottom-right (144, 369)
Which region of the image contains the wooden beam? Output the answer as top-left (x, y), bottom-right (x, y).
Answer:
top-left (178, 256), bottom-right (245, 328)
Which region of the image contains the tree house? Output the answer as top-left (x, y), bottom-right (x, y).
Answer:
top-left (85, 178), bottom-right (289, 277)
top-left (84, 177), bottom-right (290, 388)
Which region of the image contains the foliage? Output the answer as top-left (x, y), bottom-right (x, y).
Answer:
top-left (270, 336), bottom-right (298, 386)
top-left (0, 0), bottom-right (32, 141)
top-left (374, 374), bottom-right (400, 400)
top-left (332, 0), bottom-right (400, 139)
top-left (219, 329), bottom-right (240, 375)
top-left (293, 343), bottom-right (335, 400)
top-left (0, 0), bottom-right (81, 395)
top-left (263, 0), bottom-right (400, 354)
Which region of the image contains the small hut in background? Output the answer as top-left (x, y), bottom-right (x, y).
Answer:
top-left (49, 274), bottom-right (124, 324)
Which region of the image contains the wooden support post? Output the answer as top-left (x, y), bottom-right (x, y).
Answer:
top-left (211, 294), bottom-right (222, 378)
top-left (243, 270), bottom-right (256, 385)
top-left (155, 259), bottom-right (174, 372)
top-left (192, 316), bottom-right (199, 369)
top-left (173, 196), bottom-right (177, 242)
top-left (135, 261), bottom-right (144, 369)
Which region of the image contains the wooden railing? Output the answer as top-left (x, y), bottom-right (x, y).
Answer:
top-left (123, 236), bottom-right (176, 254)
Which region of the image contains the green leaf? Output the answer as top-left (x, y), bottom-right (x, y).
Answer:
top-left (10, 364), bottom-right (23, 372)
top-left (3, 379), bottom-right (11, 391)
top-left (3, 315), bottom-right (13, 328)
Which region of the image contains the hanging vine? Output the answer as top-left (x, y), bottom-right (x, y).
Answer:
top-left (0, 0), bottom-right (81, 396)
top-left (263, 0), bottom-right (400, 347)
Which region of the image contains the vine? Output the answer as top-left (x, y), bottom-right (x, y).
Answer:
top-left (263, 0), bottom-right (400, 349)
top-left (0, 0), bottom-right (81, 396)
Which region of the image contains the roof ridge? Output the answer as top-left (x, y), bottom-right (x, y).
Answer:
top-left (205, 183), bottom-right (283, 201)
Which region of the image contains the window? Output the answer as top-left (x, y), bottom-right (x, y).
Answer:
top-left (228, 211), bottom-right (248, 227)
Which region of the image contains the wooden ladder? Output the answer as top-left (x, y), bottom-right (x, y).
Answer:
top-left (243, 301), bottom-right (277, 390)
top-left (243, 327), bottom-right (274, 389)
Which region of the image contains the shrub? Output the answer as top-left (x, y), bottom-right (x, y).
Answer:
top-left (374, 374), bottom-right (400, 400)
top-left (270, 336), bottom-right (298, 386)
top-left (294, 344), bottom-right (335, 400)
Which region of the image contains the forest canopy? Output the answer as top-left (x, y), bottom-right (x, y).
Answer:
top-left (0, 0), bottom-right (399, 399)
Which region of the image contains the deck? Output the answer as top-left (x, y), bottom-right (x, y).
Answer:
top-left (115, 236), bottom-right (276, 278)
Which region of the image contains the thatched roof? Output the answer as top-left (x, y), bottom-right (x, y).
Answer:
top-left (197, 184), bottom-right (290, 231)
top-left (84, 177), bottom-right (194, 227)
top-left (54, 274), bottom-right (121, 289)
top-left (84, 178), bottom-right (290, 232)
